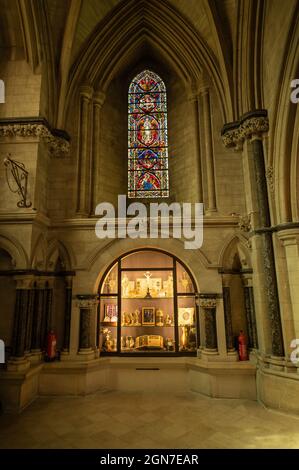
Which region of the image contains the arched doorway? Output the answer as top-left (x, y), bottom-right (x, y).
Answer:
top-left (98, 249), bottom-right (199, 356)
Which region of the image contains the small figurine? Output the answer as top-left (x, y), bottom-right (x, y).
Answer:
top-left (125, 312), bottom-right (131, 325)
top-left (121, 274), bottom-right (130, 297)
top-left (165, 337), bottom-right (175, 351)
top-left (181, 271), bottom-right (189, 293)
top-left (129, 311), bottom-right (135, 324)
top-left (108, 276), bottom-right (116, 293)
top-left (125, 336), bottom-right (135, 349)
top-left (156, 309), bottom-right (164, 326)
top-left (165, 314), bottom-right (172, 326)
top-left (134, 309), bottom-right (141, 325)
top-left (102, 328), bottom-right (114, 351)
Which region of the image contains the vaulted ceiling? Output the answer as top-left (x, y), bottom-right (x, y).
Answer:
top-left (0, 0), bottom-right (298, 128)
top-left (0, 0), bottom-right (298, 223)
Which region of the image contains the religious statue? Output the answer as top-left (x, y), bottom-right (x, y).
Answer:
top-left (180, 271), bottom-right (189, 293)
top-left (166, 273), bottom-right (173, 297)
top-left (155, 308), bottom-right (164, 326)
top-left (108, 275), bottom-right (116, 293)
top-left (121, 274), bottom-right (129, 297)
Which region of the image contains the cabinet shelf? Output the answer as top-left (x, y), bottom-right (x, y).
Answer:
top-left (102, 322), bottom-right (117, 327)
top-left (121, 324), bottom-right (174, 328)
top-left (100, 294), bottom-right (118, 297)
top-left (122, 296), bottom-right (174, 300)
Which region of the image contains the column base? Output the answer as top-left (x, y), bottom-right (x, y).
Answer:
top-left (28, 350), bottom-right (43, 364)
top-left (204, 208), bottom-right (218, 216)
top-left (7, 357), bottom-right (30, 372)
top-left (201, 349), bottom-right (219, 362)
top-left (226, 350), bottom-right (239, 361)
top-left (77, 348), bottom-right (95, 361)
top-left (269, 355), bottom-right (285, 371)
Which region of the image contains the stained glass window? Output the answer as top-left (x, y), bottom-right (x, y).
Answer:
top-left (128, 70), bottom-right (169, 198)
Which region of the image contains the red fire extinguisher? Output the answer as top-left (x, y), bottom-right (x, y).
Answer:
top-left (238, 330), bottom-right (248, 361)
top-left (46, 330), bottom-right (57, 361)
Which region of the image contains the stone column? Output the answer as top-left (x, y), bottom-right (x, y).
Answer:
top-left (9, 277), bottom-right (33, 370)
top-left (91, 91), bottom-right (105, 213)
top-left (222, 275), bottom-right (235, 352)
top-left (30, 278), bottom-right (46, 361)
top-left (24, 286), bottom-right (35, 355)
top-left (221, 110), bottom-right (284, 358)
top-left (200, 298), bottom-right (218, 352)
top-left (77, 295), bottom-right (97, 359)
top-left (252, 136), bottom-right (284, 357)
top-left (40, 279), bottom-right (54, 351)
top-left (62, 276), bottom-right (72, 353)
top-left (189, 93), bottom-right (203, 203)
top-left (200, 86), bottom-right (217, 213)
top-left (76, 85), bottom-right (93, 216)
top-left (278, 228), bottom-right (299, 351)
top-left (242, 275), bottom-right (258, 349)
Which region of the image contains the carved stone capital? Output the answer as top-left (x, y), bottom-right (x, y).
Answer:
top-left (239, 214), bottom-right (251, 232)
top-left (93, 91), bottom-right (106, 107)
top-left (222, 274), bottom-right (232, 288)
top-left (221, 110), bottom-right (269, 149)
top-left (79, 85), bottom-right (93, 100)
top-left (0, 122), bottom-right (70, 157)
top-left (200, 298), bottom-right (217, 309)
top-left (241, 274), bottom-right (253, 287)
top-left (13, 276), bottom-right (34, 290)
top-left (76, 295), bottom-right (98, 309)
top-left (239, 116), bottom-right (269, 140)
top-left (221, 127), bottom-right (240, 148)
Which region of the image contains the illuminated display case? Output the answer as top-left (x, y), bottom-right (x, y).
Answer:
top-left (98, 249), bottom-right (199, 356)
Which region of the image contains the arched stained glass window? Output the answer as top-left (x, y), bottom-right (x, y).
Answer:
top-left (128, 70), bottom-right (169, 198)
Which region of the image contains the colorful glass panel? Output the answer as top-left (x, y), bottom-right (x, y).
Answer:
top-left (128, 70), bottom-right (169, 198)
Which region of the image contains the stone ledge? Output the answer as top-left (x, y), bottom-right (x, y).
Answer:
top-left (0, 117), bottom-right (70, 158)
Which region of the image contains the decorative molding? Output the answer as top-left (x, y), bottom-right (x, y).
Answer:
top-left (266, 166), bottom-right (275, 193)
top-left (238, 214), bottom-right (251, 232)
top-left (221, 110), bottom-right (269, 149)
top-left (218, 268), bottom-right (253, 275)
top-left (76, 294), bottom-right (98, 309)
top-left (0, 269), bottom-right (75, 277)
top-left (199, 298), bottom-right (217, 309)
top-left (0, 118), bottom-right (70, 158)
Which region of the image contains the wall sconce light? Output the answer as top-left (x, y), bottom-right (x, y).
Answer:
top-left (4, 154), bottom-right (32, 208)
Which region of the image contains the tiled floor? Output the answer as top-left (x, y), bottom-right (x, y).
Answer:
top-left (0, 391), bottom-right (298, 449)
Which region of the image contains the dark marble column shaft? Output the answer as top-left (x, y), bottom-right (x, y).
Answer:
top-left (244, 286), bottom-right (258, 349)
top-left (63, 283), bottom-right (72, 351)
top-left (11, 289), bottom-right (29, 358)
top-left (252, 138), bottom-right (284, 356)
top-left (223, 287), bottom-right (234, 351)
top-left (204, 307), bottom-right (217, 349)
top-left (31, 287), bottom-right (45, 351)
top-left (40, 286), bottom-right (53, 349)
top-left (79, 308), bottom-right (91, 350)
top-left (24, 288), bottom-right (35, 353)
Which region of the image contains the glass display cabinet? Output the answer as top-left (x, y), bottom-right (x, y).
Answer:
top-left (98, 249), bottom-right (199, 356)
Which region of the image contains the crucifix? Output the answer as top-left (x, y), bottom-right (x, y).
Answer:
top-left (144, 271), bottom-right (152, 298)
